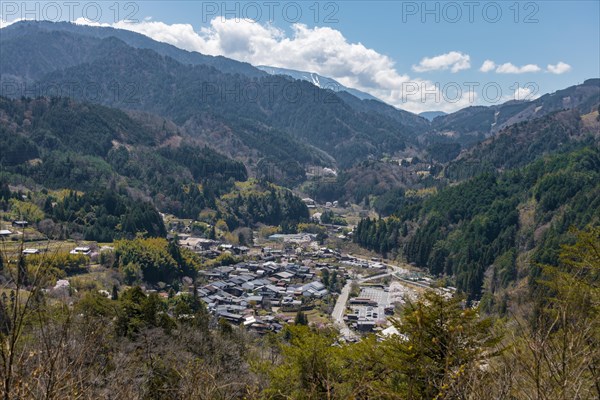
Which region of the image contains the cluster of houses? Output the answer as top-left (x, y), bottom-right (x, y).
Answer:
top-left (196, 260), bottom-right (332, 332)
top-left (157, 217), bottom-right (413, 334)
top-left (179, 236), bottom-right (250, 257)
top-left (268, 233), bottom-right (317, 244)
top-left (197, 261), bottom-right (338, 332)
top-left (341, 258), bottom-right (387, 270)
top-left (175, 234), bottom-right (356, 333)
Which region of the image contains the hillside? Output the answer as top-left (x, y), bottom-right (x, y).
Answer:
top-left (0, 20), bottom-right (264, 79)
top-left (355, 145), bottom-right (600, 300)
top-left (0, 97), bottom-right (310, 240)
top-left (2, 21), bottom-right (598, 175)
top-left (432, 79), bottom-right (600, 138)
top-left (445, 108), bottom-right (600, 180)
top-left (0, 22), bottom-right (426, 170)
top-left (354, 95), bottom-right (600, 300)
top-left (256, 65), bottom-right (382, 101)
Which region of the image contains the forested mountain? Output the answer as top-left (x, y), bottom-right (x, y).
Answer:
top-left (355, 145), bottom-right (600, 300)
top-left (432, 79), bottom-right (600, 139)
top-left (351, 78), bottom-right (600, 301)
top-left (0, 97), bottom-right (309, 239)
top-left (0, 20), bottom-right (264, 79)
top-left (256, 65), bottom-right (382, 101)
top-left (334, 91), bottom-right (431, 131)
top-left (2, 21), bottom-right (598, 174)
top-left (1, 21), bottom-right (425, 169)
top-left (445, 107), bottom-right (600, 179)
top-left (35, 45), bottom-right (417, 167)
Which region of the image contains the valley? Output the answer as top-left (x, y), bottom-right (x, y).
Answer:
top-left (0, 17), bottom-right (598, 400)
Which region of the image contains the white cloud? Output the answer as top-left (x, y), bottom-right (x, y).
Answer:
top-left (412, 51), bottom-right (471, 73)
top-left (496, 62), bottom-right (541, 74)
top-left (547, 61), bottom-right (571, 74)
top-left (479, 60), bottom-right (496, 72)
top-left (67, 18), bottom-right (477, 113)
top-left (513, 86), bottom-right (539, 101)
top-left (501, 85), bottom-right (541, 103)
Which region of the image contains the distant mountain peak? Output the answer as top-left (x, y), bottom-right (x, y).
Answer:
top-left (419, 111), bottom-right (448, 121)
top-left (255, 65), bottom-right (382, 102)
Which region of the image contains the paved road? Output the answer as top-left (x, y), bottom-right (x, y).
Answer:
top-left (331, 280), bottom-right (357, 340)
top-left (360, 272), bottom-right (392, 282)
top-left (331, 257), bottom-right (424, 340)
top-left (331, 272), bottom-right (394, 340)
top-left (355, 287), bottom-right (389, 322)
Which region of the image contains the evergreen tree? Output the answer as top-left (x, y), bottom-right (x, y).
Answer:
top-left (294, 310), bottom-right (308, 326)
top-left (321, 269), bottom-right (330, 289)
top-left (111, 284), bottom-right (119, 301)
top-left (208, 225), bottom-right (216, 240)
top-left (385, 291), bottom-right (501, 399)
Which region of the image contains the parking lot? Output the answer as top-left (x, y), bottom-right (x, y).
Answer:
top-left (351, 287), bottom-right (389, 323)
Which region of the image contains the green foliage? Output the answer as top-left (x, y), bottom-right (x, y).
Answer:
top-left (385, 291), bottom-right (501, 399)
top-left (294, 310), bottom-right (308, 326)
top-left (169, 293), bottom-right (209, 330)
top-left (373, 188), bottom-right (406, 217)
top-left (321, 268), bottom-right (342, 294)
top-left (27, 252), bottom-right (89, 276)
top-left (0, 97), bottom-right (250, 222)
top-left (320, 210), bottom-right (347, 226)
top-left (115, 286), bottom-right (175, 338)
top-left (76, 291), bottom-right (116, 319)
top-left (222, 187), bottom-right (309, 230)
top-left (114, 238), bottom-right (199, 285)
top-left (426, 141), bottom-right (461, 163)
top-left (263, 326), bottom-right (343, 399)
top-left (158, 145), bottom-right (246, 183)
top-left (262, 292), bottom-right (500, 399)
top-left (50, 189), bottom-right (166, 241)
top-left (355, 146), bottom-right (600, 300)
top-left (297, 223), bottom-right (326, 235)
top-left (111, 284), bottom-right (119, 300)
top-left (8, 199), bottom-right (44, 222)
top-left (355, 217), bottom-right (402, 257)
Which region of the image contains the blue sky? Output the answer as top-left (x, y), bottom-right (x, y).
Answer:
top-left (2, 1), bottom-right (599, 113)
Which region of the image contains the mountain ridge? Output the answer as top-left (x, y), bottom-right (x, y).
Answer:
top-left (1, 25), bottom-right (425, 170)
top-left (255, 65), bottom-right (382, 102)
top-left (1, 20), bottom-right (599, 175)
top-left (1, 20), bottom-right (265, 78)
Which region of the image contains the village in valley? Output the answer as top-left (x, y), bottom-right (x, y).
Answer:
top-left (0, 197), bottom-right (448, 341)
